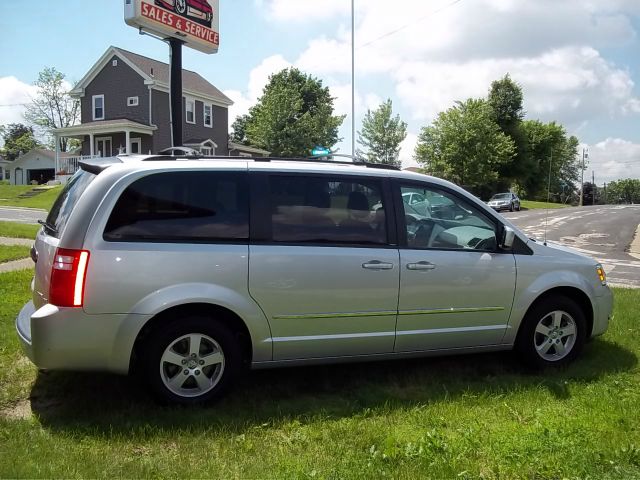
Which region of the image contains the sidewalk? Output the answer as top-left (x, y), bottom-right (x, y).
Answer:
top-left (0, 237), bottom-right (33, 273)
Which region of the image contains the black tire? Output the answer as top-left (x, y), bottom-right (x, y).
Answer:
top-left (515, 295), bottom-right (586, 369)
top-left (142, 315), bottom-right (241, 405)
top-left (509, 203), bottom-right (514, 212)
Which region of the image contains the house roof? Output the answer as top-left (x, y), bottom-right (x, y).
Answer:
top-left (71, 46), bottom-right (233, 107)
top-left (10, 149), bottom-right (56, 167)
top-left (53, 119), bottom-right (158, 137)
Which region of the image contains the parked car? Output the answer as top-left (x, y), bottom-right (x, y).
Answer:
top-left (155, 0), bottom-right (213, 26)
top-left (17, 155), bottom-right (612, 405)
top-left (488, 192), bottom-right (521, 212)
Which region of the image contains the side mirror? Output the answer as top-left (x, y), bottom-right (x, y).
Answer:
top-left (501, 226), bottom-right (515, 250)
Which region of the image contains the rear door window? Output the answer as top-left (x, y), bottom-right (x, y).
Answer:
top-left (266, 175), bottom-right (388, 245)
top-left (45, 170), bottom-right (96, 238)
top-left (104, 171), bottom-right (248, 243)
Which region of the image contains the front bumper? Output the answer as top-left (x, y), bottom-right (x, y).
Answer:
top-left (592, 286), bottom-right (614, 337)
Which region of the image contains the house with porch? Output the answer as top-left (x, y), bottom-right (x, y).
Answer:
top-left (53, 46), bottom-right (267, 177)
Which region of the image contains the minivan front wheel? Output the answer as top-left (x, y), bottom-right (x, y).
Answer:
top-left (516, 296), bottom-right (586, 368)
top-left (143, 316), bottom-right (240, 405)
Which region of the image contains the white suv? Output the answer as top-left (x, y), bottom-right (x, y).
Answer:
top-left (16, 155), bottom-right (613, 404)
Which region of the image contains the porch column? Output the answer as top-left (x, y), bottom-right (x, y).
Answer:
top-left (54, 134), bottom-right (60, 181)
top-left (89, 133), bottom-right (95, 157)
top-left (125, 130), bottom-right (131, 154)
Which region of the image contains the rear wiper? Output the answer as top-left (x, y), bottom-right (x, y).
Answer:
top-left (38, 220), bottom-right (58, 235)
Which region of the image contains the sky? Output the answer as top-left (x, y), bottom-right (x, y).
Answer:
top-left (0, 0), bottom-right (639, 185)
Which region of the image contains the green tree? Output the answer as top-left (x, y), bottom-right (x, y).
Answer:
top-left (229, 114), bottom-right (250, 146)
top-left (0, 123), bottom-right (42, 161)
top-left (414, 98), bottom-right (515, 190)
top-left (24, 67), bottom-right (80, 152)
top-left (520, 120), bottom-right (580, 200)
top-left (244, 68), bottom-right (345, 157)
top-left (488, 74), bottom-right (524, 130)
top-left (487, 74), bottom-right (531, 188)
top-left (607, 179), bottom-right (640, 204)
top-left (357, 99), bottom-right (407, 166)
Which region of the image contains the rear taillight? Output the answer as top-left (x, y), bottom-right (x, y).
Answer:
top-left (49, 248), bottom-right (90, 307)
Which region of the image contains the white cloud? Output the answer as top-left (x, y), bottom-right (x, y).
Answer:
top-left (288, 0), bottom-right (640, 127)
top-left (400, 132), bottom-right (419, 169)
top-left (393, 46), bottom-right (640, 126)
top-left (256, 0), bottom-right (348, 22)
top-left (587, 138), bottom-right (640, 184)
top-left (0, 76), bottom-right (37, 127)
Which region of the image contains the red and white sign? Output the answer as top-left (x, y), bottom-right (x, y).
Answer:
top-left (125, 0), bottom-right (219, 54)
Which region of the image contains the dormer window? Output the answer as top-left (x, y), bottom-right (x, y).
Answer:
top-left (185, 97), bottom-right (195, 124)
top-left (127, 96), bottom-right (139, 107)
top-left (93, 95), bottom-right (105, 121)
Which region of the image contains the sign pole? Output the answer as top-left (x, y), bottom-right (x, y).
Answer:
top-left (170, 38), bottom-right (184, 147)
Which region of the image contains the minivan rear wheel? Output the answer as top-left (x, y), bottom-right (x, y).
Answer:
top-left (142, 316), bottom-right (240, 405)
top-left (516, 296), bottom-right (586, 369)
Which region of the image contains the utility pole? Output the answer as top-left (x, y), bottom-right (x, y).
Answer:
top-left (592, 170), bottom-right (596, 206)
top-left (351, 0), bottom-right (355, 159)
top-left (169, 38), bottom-right (184, 147)
top-left (579, 148), bottom-right (588, 206)
top-left (604, 182), bottom-right (607, 204)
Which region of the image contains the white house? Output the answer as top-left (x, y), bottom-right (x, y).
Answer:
top-left (0, 156), bottom-right (10, 182)
top-left (7, 149), bottom-right (56, 185)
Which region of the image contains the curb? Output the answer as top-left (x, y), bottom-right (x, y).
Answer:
top-left (0, 206), bottom-right (47, 212)
top-left (0, 258), bottom-right (33, 274)
top-left (629, 224), bottom-right (640, 261)
top-left (0, 237), bottom-right (33, 246)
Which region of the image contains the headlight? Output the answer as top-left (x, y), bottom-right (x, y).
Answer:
top-left (596, 264), bottom-right (607, 286)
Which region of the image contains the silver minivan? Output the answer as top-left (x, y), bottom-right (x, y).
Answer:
top-left (16, 155), bottom-right (613, 404)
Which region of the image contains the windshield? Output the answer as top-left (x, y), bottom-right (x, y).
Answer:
top-left (45, 170), bottom-right (96, 238)
top-left (491, 194), bottom-right (511, 200)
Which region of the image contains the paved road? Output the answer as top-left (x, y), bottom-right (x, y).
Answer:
top-left (0, 207), bottom-right (46, 224)
top-left (503, 205), bottom-right (640, 288)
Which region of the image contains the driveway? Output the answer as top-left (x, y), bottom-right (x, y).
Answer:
top-left (0, 207), bottom-right (46, 224)
top-left (503, 205), bottom-right (640, 288)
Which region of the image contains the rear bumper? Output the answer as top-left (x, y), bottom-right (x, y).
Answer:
top-left (16, 301), bottom-right (149, 374)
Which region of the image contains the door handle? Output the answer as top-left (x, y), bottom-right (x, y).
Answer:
top-left (407, 261), bottom-right (436, 271)
top-left (362, 261), bottom-right (394, 270)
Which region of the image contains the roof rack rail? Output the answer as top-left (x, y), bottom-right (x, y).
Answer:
top-left (141, 153), bottom-right (401, 171)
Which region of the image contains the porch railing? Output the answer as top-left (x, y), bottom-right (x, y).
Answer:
top-left (56, 155), bottom-right (100, 176)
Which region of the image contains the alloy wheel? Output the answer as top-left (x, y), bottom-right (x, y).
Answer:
top-left (160, 333), bottom-right (225, 398)
top-left (533, 310), bottom-right (577, 362)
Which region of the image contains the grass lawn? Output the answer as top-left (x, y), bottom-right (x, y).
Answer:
top-left (0, 246), bottom-right (31, 264)
top-left (0, 185), bottom-right (62, 211)
top-left (521, 200), bottom-right (571, 210)
top-left (0, 270), bottom-right (638, 478)
top-left (0, 221), bottom-right (40, 239)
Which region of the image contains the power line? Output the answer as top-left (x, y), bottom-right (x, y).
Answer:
top-left (357, 0), bottom-right (464, 50)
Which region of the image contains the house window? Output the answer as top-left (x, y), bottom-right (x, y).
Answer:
top-left (5, 169), bottom-right (9, 180)
top-left (127, 96), bottom-right (139, 107)
top-left (185, 98), bottom-right (195, 124)
top-left (201, 147), bottom-right (213, 155)
top-left (93, 95), bottom-right (105, 120)
top-left (112, 59), bottom-right (118, 67)
top-left (204, 104), bottom-right (213, 127)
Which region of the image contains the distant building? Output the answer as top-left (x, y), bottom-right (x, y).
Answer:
top-left (5, 149), bottom-right (56, 185)
top-left (52, 46), bottom-right (266, 177)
